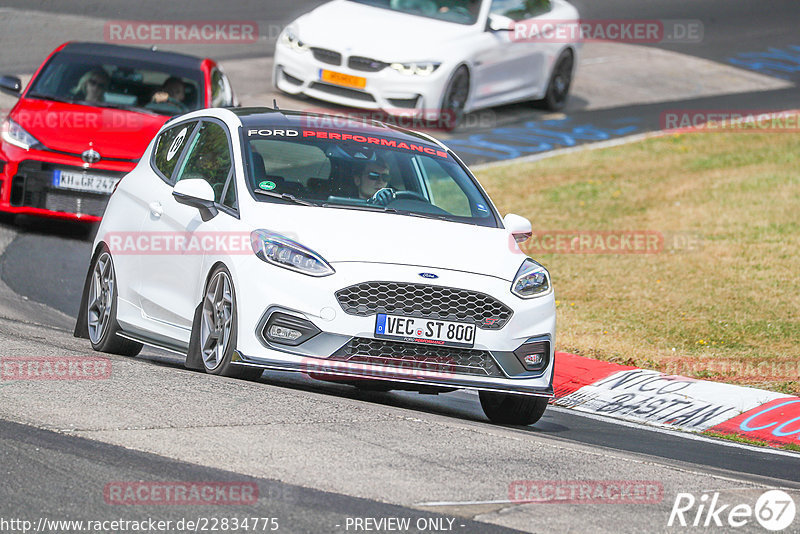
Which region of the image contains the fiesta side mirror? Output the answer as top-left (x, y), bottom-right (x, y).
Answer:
top-left (172, 178), bottom-right (218, 222)
top-left (504, 213), bottom-right (532, 243)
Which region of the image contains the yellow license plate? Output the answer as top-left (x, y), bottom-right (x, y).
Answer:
top-left (320, 69), bottom-right (366, 89)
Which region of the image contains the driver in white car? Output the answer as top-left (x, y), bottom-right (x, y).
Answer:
top-left (353, 158), bottom-right (391, 200)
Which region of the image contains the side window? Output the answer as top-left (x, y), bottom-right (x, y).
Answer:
top-left (418, 156), bottom-right (472, 217)
top-left (210, 68), bottom-right (234, 107)
top-left (490, 0), bottom-right (551, 20)
top-left (152, 121), bottom-right (197, 183)
top-left (175, 121), bottom-right (233, 206)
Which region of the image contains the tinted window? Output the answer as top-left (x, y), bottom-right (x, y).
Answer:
top-left (28, 51), bottom-right (204, 115)
top-left (243, 128), bottom-right (499, 227)
top-left (490, 0), bottom-right (551, 20)
top-left (348, 0), bottom-right (481, 24)
top-left (175, 121), bottom-right (232, 204)
top-left (152, 121), bottom-right (197, 182)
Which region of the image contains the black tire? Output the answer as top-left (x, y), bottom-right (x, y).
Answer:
top-left (86, 248), bottom-right (143, 357)
top-left (479, 391), bottom-right (548, 425)
top-left (440, 66), bottom-right (470, 130)
top-left (193, 265), bottom-right (262, 381)
top-left (540, 50), bottom-right (574, 111)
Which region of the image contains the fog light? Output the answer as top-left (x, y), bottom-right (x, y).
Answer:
top-left (263, 312), bottom-right (320, 346)
top-left (268, 325), bottom-right (302, 342)
top-left (514, 339), bottom-right (550, 372)
top-left (523, 353), bottom-right (544, 367)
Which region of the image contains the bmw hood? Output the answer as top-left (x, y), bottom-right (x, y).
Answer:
top-left (251, 205), bottom-right (526, 281)
top-left (292, 0), bottom-right (477, 62)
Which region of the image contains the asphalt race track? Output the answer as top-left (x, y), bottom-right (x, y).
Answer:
top-left (0, 1), bottom-right (799, 532)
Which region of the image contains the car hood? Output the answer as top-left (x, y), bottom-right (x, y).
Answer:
top-left (294, 0), bottom-right (476, 61)
top-left (12, 98), bottom-right (167, 160)
top-left (248, 204), bottom-right (525, 281)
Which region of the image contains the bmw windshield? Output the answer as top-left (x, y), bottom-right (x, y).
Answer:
top-left (347, 0), bottom-right (482, 24)
top-left (242, 126), bottom-right (500, 227)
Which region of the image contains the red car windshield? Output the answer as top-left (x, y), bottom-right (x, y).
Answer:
top-left (27, 51), bottom-right (204, 116)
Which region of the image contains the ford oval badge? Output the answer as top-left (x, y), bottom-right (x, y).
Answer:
top-left (419, 272), bottom-right (438, 279)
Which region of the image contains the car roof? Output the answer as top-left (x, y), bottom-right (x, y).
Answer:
top-left (232, 107), bottom-right (447, 148)
top-left (59, 42), bottom-right (205, 69)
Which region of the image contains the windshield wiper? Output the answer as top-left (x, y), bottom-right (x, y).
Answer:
top-left (403, 211), bottom-right (450, 221)
top-left (89, 102), bottom-right (160, 115)
top-left (321, 203), bottom-right (398, 214)
top-left (253, 189), bottom-right (316, 206)
top-left (27, 92), bottom-right (77, 104)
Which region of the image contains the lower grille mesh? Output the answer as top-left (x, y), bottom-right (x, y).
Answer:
top-left (331, 337), bottom-right (504, 377)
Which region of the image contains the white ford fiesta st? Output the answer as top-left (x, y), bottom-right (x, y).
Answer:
top-left (273, 0), bottom-right (579, 124)
top-left (75, 107), bottom-right (556, 425)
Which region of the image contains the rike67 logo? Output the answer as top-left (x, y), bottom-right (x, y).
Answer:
top-left (668, 489), bottom-right (796, 531)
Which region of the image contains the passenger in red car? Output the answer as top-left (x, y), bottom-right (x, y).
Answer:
top-left (73, 69), bottom-right (109, 103)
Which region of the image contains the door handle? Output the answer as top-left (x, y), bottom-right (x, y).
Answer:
top-left (149, 201), bottom-right (163, 218)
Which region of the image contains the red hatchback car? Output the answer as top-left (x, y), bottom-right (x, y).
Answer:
top-left (0, 42), bottom-right (237, 221)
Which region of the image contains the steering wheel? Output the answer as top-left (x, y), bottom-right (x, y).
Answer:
top-left (394, 190), bottom-right (428, 202)
top-left (368, 188), bottom-right (429, 206)
top-left (367, 187), bottom-right (396, 206)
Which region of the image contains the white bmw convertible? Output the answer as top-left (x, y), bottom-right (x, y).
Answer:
top-left (274, 0), bottom-right (579, 124)
top-left (75, 107), bottom-right (556, 425)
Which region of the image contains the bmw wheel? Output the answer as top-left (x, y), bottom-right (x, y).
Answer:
top-left (440, 66), bottom-right (470, 130)
top-left (479, 391), bottom-right (548, 425)
top-left (540, 50), bottom-right (574, 111)
top-left (197, 266), bottom-right (262, 380)
top-left (87, 249), bottom-right (143, 356)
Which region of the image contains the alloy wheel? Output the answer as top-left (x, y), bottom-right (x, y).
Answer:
top-left (200, 271), bottom-right (234, 371)
top-left (87, 252), bottom-right (115, 344)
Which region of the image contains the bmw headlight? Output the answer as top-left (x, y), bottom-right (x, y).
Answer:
top-left (511, 258), bottom-right (551, 299)
top-left (1, 119), bottom-right (43, 150)
top-left (280, 26), bottom-right (310, 52)
top-left (389, 62), bottom-right (441, 76)
top-left (250, 230), bottom-right (334, 277)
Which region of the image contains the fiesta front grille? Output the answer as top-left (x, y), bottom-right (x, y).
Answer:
top-left (335, 282), bottom-right (513, 330)
top-left (331, 337), bottom-right (504, 377)
top-left (308, 82), bottom-right (376, 102)
top-left (348, 56), bottom-right (388, 72)
top-left (311, 47), bottom-right (342, 65)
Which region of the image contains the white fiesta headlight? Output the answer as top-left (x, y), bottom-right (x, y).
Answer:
top-left (511, 258), bottom-right (551, 299)
top-left (250, 230), bottom-right (334, 277)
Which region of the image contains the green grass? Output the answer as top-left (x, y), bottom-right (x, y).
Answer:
top-left (477, 130), bottom-right (800, 395)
